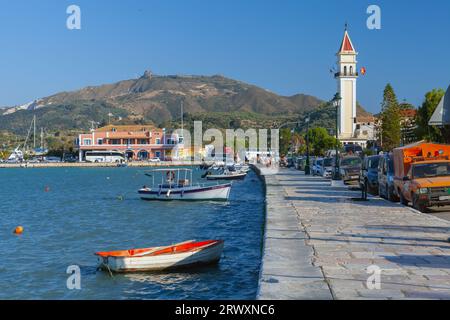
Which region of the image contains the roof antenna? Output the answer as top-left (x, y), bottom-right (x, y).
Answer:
top-left (345, 22), bottom-right (348, 31)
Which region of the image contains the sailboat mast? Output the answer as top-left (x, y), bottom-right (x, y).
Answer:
top-left (33, 115), bottom-right (36, 149)
top-left (181, 101), bottom-right (184, 137)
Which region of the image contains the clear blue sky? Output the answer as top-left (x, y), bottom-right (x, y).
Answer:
top-left (0, 0), bottom-right (449, 114)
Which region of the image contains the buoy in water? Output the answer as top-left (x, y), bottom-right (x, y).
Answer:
top-left (14, 226), bottom-right (24, 235)
top-left (44, 186), bottom-right (50, 192)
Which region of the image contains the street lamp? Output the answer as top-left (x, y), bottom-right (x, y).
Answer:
top-left (304, 116), bottom-right (311, 175)
top-left (332, 93), bottom-right (342, 180)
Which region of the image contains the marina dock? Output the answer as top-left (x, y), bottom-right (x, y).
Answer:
top-left (256, 166), bottom-right (450, 300)
top-left (0, 161), bottom-right (202, 169)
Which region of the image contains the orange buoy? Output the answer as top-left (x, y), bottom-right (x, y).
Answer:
top-left (14, 226), bottom-right (24, 235)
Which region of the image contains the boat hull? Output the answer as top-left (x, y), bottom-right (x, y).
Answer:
top-left (138, 184), bottom-right (231, 201)
top-left (206, 173), bottom-right (247, 181)
top-left (97, 241), bottom-right (224, 272)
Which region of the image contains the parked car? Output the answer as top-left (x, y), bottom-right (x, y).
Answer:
top-left (286, 157), bottom-right (295, 168)
top-left (339, 156), bottom-right (362, 184)
top-left (63, 154), bottom-right (78, 163)
top-left (28, 157), bottom-right (43, 163)
top-left (45, 156), bottom-right (62, 163)
top-left (312, 158), bottom-right (323, 176)
top-left (378, 153), bottom-right (398, 202)
top-left (344, 144), bottom-right (363, 155)
top-left (360, 155), bottom-right (380, 194)
top-left (296, 157), bottom-right (306, 171)
top-left (393, 142), bottom-right (450, 212)
top-left (319, 158), bottom-right (333, 178)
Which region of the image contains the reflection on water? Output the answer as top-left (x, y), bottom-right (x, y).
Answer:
top-left (0, 167), bottom-right (264, 300)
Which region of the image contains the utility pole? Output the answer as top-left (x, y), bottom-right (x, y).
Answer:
top-left (33, 115), bottom-right (36, 150)
top-left (305, 116), bottom-right (311, 175)
top-left (332, 93), bottom-right (342, 180)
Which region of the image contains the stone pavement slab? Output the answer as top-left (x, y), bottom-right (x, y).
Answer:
top-left (256, 166), bottom-right (450, 300)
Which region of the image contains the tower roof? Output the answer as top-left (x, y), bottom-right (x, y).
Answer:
top-left (338, 30), bottom-right (356, 53)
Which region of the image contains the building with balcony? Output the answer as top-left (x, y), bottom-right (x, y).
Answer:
top-left (76, 125), bottom-right (180, 161)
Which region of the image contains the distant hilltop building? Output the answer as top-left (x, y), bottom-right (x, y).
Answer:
top-left (142, 70), bottom-right (153, 79)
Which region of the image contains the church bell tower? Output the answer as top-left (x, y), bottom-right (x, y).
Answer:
top-left (335, 27), bottom-right (358, 139)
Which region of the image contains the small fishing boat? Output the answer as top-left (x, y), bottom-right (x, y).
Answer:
top-left (95, 240), bottom-right (224, 272)
top-left (203, 167), bottom-right (247, 181)
top-left (139, 168), bottom-right (231, 201)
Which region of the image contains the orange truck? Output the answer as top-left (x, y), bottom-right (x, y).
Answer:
top-left (393, 141), bottom-right (450, 212)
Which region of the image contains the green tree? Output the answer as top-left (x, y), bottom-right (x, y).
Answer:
top-left (279, 128), bottom-right (292, 156)
top-left (415, 88), bottom-right (447, 143)
top-left (380, 84), bottom-right (401, 151)
top-left (306, 127), bottom-right (340, 156)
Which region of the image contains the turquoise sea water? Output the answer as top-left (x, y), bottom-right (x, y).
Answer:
top-left (0, 167), bottom-right (264, 300)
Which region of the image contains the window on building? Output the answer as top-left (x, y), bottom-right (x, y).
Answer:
top-left (83, 139), bottom-right (92, 146)
top-left (111, 139), bottom-right (121, 145)
top-left (350, 66), bottom-right (353, 75)
top-left (344, 66), bottom-right (347, 75)
top-left (156, 138), bottom-right (161, 145)
top-left (97, 139), bottom-right (103, 145)
top-left (139, 139), bottom-right (148, 145)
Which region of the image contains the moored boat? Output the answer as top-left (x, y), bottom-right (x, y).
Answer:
top-left (205, 171), bottom-right (247, 181)
top-left (95, 240), bottom-right (224, 272)
top-left (138, 168), bottom-right (232, 201)
top-left (203, 167), bottom-right (248, 181)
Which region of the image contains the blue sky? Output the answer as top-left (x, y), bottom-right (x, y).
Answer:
top-left (0, 0), bottom-right (449, 113)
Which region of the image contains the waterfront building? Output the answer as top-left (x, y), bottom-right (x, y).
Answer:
top-left (76, 125), bottom-right (180, 161)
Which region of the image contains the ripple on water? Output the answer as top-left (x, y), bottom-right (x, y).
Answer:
top-left (0, 167), bottom-right (264, 300)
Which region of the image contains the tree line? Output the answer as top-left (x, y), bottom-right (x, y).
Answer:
top-left (380, 84), bottom-right (449, 151)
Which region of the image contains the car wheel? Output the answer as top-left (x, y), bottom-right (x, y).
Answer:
top-left (387, 186), bottom-right (399, 202)
top-left (399, 191), bottom-right (408, 206)
top-left (379, 184), bottom-right (384, 198)
top-left (412, 194), bottom-right (427, 213)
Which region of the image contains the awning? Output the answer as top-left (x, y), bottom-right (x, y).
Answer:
top-left (429, 85), bottom-right (450, 126)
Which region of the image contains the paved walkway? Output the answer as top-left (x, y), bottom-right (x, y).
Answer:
top-left (257, 167), bottom-right (450, 300)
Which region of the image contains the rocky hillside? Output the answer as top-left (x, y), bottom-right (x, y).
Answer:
top-left (0, 71), bottom-right (370, 134)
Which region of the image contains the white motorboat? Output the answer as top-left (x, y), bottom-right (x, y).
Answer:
top-left (8, 148), bottom-right (24, 162)
top-left (138, 168), bottom-right (231, 201)
top-left (203, 167), bottom-right (248, 181)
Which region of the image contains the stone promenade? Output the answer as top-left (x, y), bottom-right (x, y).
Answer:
top-left (256, 167), bottom-right (450, 300)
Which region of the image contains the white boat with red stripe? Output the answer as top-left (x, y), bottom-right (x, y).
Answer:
top-left (95, 240), bottom-right (224, 272)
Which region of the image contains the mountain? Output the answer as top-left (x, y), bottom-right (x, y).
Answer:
top-left (0, 71), bottom-right (371, 134)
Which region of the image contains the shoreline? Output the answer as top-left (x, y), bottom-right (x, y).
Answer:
top-left (0, 161), bottom-right (203, 169)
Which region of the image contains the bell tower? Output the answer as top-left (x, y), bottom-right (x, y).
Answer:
top-left (335, 27), bottom-right (358, 139)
